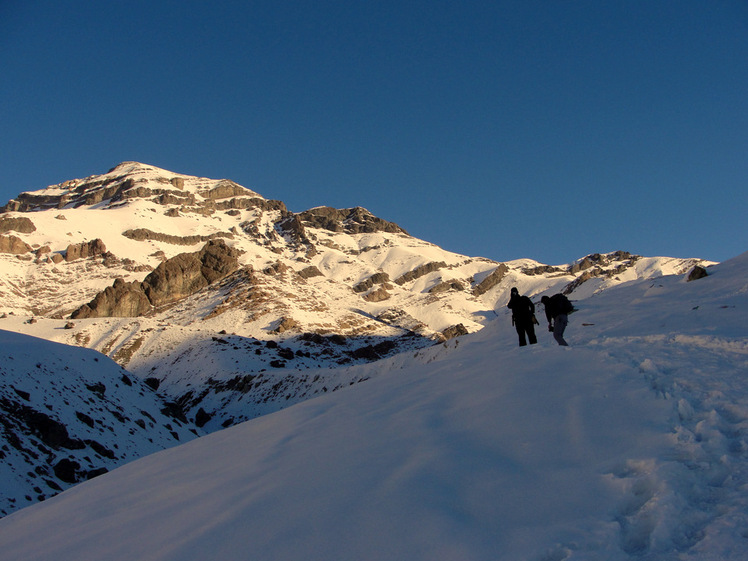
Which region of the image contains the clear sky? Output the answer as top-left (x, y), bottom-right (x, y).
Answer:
top-left (1, 1), bottom-right (746, 265)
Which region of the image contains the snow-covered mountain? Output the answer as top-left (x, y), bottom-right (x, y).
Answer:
top-left (0, 162), bottom-right (712, 433)
top-left (0, 244), bottom-right (745, 560)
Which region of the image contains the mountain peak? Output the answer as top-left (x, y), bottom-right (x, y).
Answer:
top-left (1, 163), bottom-right (264, 213)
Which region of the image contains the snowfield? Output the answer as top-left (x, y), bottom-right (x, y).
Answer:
top-left (0, 250), bottom-right (746, 559)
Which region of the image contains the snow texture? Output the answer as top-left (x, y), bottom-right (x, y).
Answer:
top-left (0, 250), bottom-right (746, 560)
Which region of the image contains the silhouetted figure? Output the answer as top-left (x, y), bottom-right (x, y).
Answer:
top-left (541, 293), bottom-right (573, 346)
top-left (507, 287), bottom-right (538, 347)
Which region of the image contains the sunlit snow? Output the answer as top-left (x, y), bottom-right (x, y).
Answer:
top-left (1, 251), bottom-right (746, 560)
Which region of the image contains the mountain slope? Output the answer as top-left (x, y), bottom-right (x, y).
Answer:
top-left (1, 251), bottom-right (746, 560)
top-left (0, 330), bottom-right (199, 517)
top-left (0, 162), bottom-right (712, 431)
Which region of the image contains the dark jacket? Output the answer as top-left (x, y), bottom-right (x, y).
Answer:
top-left (508, 294), bottom-right (534, 321)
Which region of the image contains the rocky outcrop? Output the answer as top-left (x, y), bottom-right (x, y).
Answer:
top-left (394, 262), bottom-right (447, 286)
top-left (122, 228), bottom-right (234, 245)
top-left (440, 323), bottom-right (468, 340)
top-left (143, 239), bottom-right (241, 307)
top-left (522, 264), bottom-right (564, 276)
top-left (569, 251), bottom-right (637, 274)
top-left (214, 197), bottom-right (286, 212)
top-left (72, 278), bottom-right (153, 318)
top-left (71, 240), bottom-right (241, 318)
top-left (687, 265), bottom-right (708, 282)
top-left (363, 287), bottom-right (391, 302)
top-left (298, 266), bottom-right (324, 279)
top-left (298, 206), bottom-right (407, 235)
top-left (65, 239), bottom-right (107, 262)
top-left (429, 280), bottom-right (465, 294)
top-left (198, 180), bottom-right (252, 200)
top-left (353, 272), bottom-right (391, 293)
top-left (472, 264), bottom-right (510, 296)
top-left (276, 213), bottom-right (312, 246)
top-left (0, 216), bottom-right (36, 234)
top-left (560, 252), bottom-right (643, 293)
top-left (0, 234), bottom-right (32, 254)
top-left (274, 317), bottom-right (300, 333)
top-left (1, 163), bottom-right (269, 215)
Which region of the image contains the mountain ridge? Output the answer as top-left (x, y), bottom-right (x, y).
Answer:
top-left (0, 162), bottom-right (712, 434)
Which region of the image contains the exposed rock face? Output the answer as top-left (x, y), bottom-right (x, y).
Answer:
top-left (353, 272), bottom-right (391, 293)
top-left (72, 240), bottom-right (241, 318)
top-left (522, 264), bottom-right (564, 276)
top-left (363, 287), bottom-right (391, 302)
top-left (569, 251), bottom-right (635, 274)
top-left (429, 280), bottom-right (465, 294)
top-left (472, 264), bottom-right (510, 296)
top-left (274, 317), bottom-right (300, 333)
top-left (144, 239), bottom-right (241, 307)
top-left (560, 252), bottom-right (644, 293)
top-left (198, 180), bottom-right (250, 200)
top-left (298, 206), bottom-right (407, 235)
top-left (0, 162), bottom-right (269, 215)
top-left (0, 216), bottom-right (36, 234)
top-left (72, 278), bottom-right (153, 318)
top-left (440, 323), bottom-right (468, 340)
top-left (276, 213), bottom-right (313, 246)
top-left (395, 262), bottom-right (447, 285)
top-left (298, 266), bottom-right (323, 279)
top-left (65, 239), bottom-right (107, 262)
top-left (214, 198), bottom-right (286, 213)
top-left (687, 265), bottom-right (708, 282)
top-left (0, 234), bottom-right (32, 254)
top-left (122, 228), bottom-right (233, 245)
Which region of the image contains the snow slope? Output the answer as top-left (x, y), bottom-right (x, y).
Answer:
top-left (0, 331), bottom-right (199, 516)
top-left (0, 251), bottom-right (746, 559)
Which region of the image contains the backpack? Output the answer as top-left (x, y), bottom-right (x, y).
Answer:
top-left (555, 294), bottom-right (574, 314)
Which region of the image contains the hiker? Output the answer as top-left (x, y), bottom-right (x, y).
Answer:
top-left (507, 287), bottom-right (538, 346)
top-left (540, 293), bottom-right (573, 346)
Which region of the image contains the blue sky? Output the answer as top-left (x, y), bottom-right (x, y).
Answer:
top-left (1, 1), bottom-right (746, 264)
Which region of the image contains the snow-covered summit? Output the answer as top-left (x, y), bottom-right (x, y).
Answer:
top-left (1, 161), bottom-right (264, 213)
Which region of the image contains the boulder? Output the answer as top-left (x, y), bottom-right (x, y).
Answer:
top-left (275, 317), bottom-right (300, 333)
top-left (0, 234), bottom-right (32, 254)
top-left (687, 265), bottom-right (708, 282)
top-left (53, 459), bottom-right (80, 484)
top-left (298, 266), bottom-right (323, 279)
top-left (441, 323), bottom-right (468, 340)
top-left (65, 239), bottom-right (106, 262)
top-left (363, 287), bottom-right (391, 302)
top-left (0, 216), bottom-right (36, 234)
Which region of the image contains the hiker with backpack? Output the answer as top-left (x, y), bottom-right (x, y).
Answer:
top-left (540, 293), bottom-right (573, 346)
top-left (507, 287), bottom-right (538, 347)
